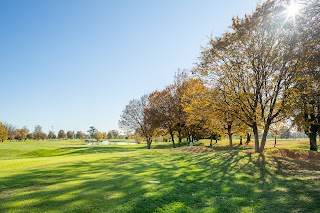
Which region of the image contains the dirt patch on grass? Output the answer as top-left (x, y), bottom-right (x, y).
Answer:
top-left (266, 149), bottom-right (320, 163)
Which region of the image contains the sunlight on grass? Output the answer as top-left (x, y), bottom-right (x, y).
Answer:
top-left (0, 140), bottom-right (319, 212)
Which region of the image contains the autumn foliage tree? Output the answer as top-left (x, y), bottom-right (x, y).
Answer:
top-left (18, 126), bottom-right (29, 141)
top-left (0, 122), bottom-right (8, 142)
top-left (119, 0), bottom-right (319, 153)
top-left (147, 87), bottom-right (178, 148)
top-left (93, 131), bottom-right (103, 142)
top-left (195, 0), bottom-right (308, 153)
top-left (291, 0), bottom-right (320, 151)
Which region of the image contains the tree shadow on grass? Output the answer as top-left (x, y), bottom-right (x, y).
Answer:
top-left (0, 151), bottom-right (319, 212)
top-left (129, 152), bottom-right (320, 212)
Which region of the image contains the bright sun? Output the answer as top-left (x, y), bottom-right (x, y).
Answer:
top-left (284, 1), bottom-right (301, 19)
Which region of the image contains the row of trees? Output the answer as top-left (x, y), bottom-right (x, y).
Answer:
top-left (0, 123), bottom-right (122, 142)
top-left (119, 0), bottom-right (319, 152)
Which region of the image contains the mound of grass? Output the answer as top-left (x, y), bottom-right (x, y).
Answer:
top-left (21, 149), bottom-right (69, 158)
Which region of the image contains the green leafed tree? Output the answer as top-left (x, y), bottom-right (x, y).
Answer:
top-left (88, 126), bottom-right (97, 138)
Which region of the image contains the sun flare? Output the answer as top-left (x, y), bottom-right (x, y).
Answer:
top-left (284, 1), bottom-right (301, 19)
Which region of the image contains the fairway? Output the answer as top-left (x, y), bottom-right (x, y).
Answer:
top-left (0, 140), bottom-right (319, 212)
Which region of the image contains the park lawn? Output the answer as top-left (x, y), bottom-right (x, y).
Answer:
top-left (0, 140), bottom-right (319, 212)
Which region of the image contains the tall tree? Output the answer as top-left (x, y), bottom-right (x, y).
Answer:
top-left (147, 87), bottom-right (178, 148)
top-left (180, 78), bottom-right (218, 146)
top-left (119, 95), bottom-right (155, 149)
top-left (292, 0), bottom-right (320, 151)
top-left (196, 0), bottom-right (302, 153)
top-left (172, 71), bottom-right (189, 146)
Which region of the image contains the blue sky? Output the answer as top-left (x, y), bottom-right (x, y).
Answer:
top-left (0, 0), bottom-right (262, 134)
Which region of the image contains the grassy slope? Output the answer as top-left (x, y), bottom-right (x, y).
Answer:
top-left (0, 140), bottom-right (319, 213)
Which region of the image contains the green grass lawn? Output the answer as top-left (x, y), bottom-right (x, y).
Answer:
top-left (0, 140), bottom-right (319, 212)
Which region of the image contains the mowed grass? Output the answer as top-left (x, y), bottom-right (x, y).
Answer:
top-left (0, 139), bottom-right (319, 212)
top-left (198, 137), bottom-right (314, 151)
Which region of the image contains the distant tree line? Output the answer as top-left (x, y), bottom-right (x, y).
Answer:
top-left (0, 122), bottom-right (125, 142)
top-left (119, 0), bottom-right (320, 152)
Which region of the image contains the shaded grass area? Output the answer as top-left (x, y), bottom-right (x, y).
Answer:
top-left (0, 141), bottom-right (319, 212)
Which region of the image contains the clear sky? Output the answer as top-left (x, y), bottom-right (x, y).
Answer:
top-left (0, 0), bottom-right (262, 134)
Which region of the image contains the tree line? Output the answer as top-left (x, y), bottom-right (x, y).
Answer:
top-left (0, 122), bottom-right (123, 142)
top-left (119, 0), bottom-right (320, 152)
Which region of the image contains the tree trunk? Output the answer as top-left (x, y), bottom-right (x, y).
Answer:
top-left (309, 131), bottom-right (318, 151)
top-left (260, 122), bottom-right (271, 153)
top-left (274, 136), bottom-right (277, 148)
top-left (215, 139), bottom-right (218, 144)
top-left (228, 124), bottom-right (232, 150)
top-left (239, 136), bottom-right (243, 145)
top-left (246, 133), bottom-right (251, 145)
top-left (178, 130), bottom-right (182, 147)
top-left (170, 132), bottom-right (175, 148)
top-left (147, 137), bottom-right (151, 149)
top-left (252, 124), bottom-right (259, 153)
top-left (210, 134), bottom-right (213, 148)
